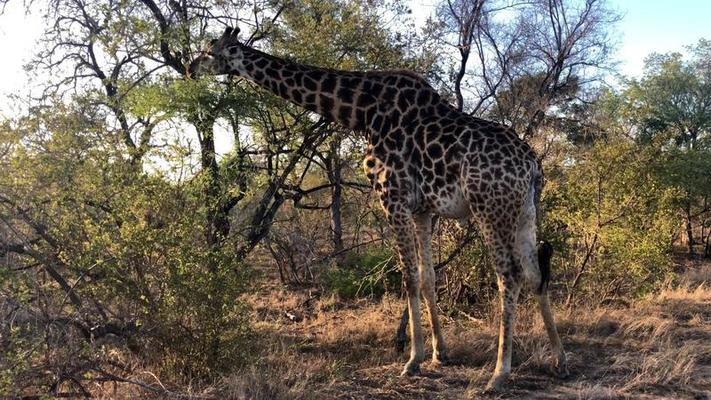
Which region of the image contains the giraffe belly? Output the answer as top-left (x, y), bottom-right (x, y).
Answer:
top-left (426, 187), bottom-right (470, 220)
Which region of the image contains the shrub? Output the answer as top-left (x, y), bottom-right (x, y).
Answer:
top-left (321, 247), bottom-right (398, 299)
top-left (544, 137), bottom-right (680, 303)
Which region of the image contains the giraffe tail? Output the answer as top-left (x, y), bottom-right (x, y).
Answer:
top-left (537, 240), bottom-right (553, 294)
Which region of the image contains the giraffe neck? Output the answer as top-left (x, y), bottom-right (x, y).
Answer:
top-left (223, 44), bottom-right (441, 134)
top-left (225, 44), bottom-right (370, 129)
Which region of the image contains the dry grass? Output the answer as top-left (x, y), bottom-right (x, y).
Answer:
top-left (219, 278), bottom-right (711, 400)
top-left (658, 283), bottom-right (711, 302)
top-left (573, 383), bottom-right (622, 400)
top-left (677, 258), bottom-right (711, 287)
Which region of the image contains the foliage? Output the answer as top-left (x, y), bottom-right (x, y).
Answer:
top-left (0, 106), bottom-right (252, 394)
top-left (322, 247), bottom-right (398, 299)
top-left (544, 136), bottom-right (680, 303)
top-left (624, 41), bottom-right (711, 149)
top-left (432, 0), bottom-right (619, 136)
top-left (620, 40), bottom-right (711, 256)
top-left (271, 0), bottom-right (418, 70)
top-left (1, 0), bottom-right (709, 396)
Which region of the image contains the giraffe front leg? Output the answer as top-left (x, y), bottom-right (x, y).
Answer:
top-left (486, 275), bottom-right (521, 392)
top-left (389, 212), bottom-right (425, 376)
top-left (402, 281), bottom-right (425, 376)
top-left (414, 213), bottom-right (447, 366)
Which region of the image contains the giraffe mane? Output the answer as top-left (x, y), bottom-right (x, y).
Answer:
top-left (369, 69), bottom-right (427, 81)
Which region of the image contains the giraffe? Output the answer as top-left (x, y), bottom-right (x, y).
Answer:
top-left (188, 27), bottom-right (568, 391)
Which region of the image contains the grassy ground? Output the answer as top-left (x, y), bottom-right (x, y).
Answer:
top-left (222, 271), bottom-right (711, 399)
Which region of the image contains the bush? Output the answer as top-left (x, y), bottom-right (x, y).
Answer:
top-left (0, 139), bottom-right (254, 394)
top-left (321, 247), bottom-right (399, 299)
top-left (544, 136), bottom-right (680, 303)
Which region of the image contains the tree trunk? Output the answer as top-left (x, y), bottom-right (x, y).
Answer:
top-left (193, 116), bottom-right (229, 367)
top-left (566, 233), bottom-right (598, 307)
top-left (236, 122), bottom-right (329, 260)
top-left (194, 118), bottom-right (231, 247)
top-left (328, 138), bottom-right (344, 259)
top-left (685, 203), bottom-right (695, 257)
top-left (703, 197), bottom-right (710, 259)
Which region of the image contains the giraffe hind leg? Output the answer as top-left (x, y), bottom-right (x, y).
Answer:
top-left (533, 241), bottom-right (568, 377)
top-left (536, 283), bottom-right (569, 378)
top-left (470, 212), bottom-right (521, 391)
top-left (485, 246), bottom-right (522, 392)
top-left (516, 192), bottom-right (568, 378)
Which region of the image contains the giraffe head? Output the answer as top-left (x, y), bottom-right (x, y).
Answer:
top-left (188, 26), bottom-right (244, 78)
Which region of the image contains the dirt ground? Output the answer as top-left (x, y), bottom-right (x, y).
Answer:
top-left (223, 273), bottom-right (711, 400)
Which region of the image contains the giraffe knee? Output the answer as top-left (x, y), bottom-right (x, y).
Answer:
top-left (515, 241), bottom-right (547, 293)
top-left (402, 267), bottom-right (420, 293)
top-left (521, 261), bottom-right (542, 291)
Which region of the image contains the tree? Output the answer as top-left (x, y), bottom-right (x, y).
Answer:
top-left (0, 103), bottom-right (248, 394)
top-left (545, 135), bottom-right (679, 304)
top-left (265, 0), bottom-right (422, 266)
top-left (0, 0), bottom-right (422, 395)
top-left (431, 0), bottom-right (619, 137)
top-left (623, 40), bottom-right (711, 256)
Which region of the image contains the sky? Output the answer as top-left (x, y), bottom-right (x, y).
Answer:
top-left (613, 0), bottom-right (711, 75)
top-left (0, 2), bottom-right (44, 115)
top-left (1, 0), bottom-right (710, 116)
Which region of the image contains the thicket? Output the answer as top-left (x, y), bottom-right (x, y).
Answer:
top-left (0, 0), bottom-right (709, 397)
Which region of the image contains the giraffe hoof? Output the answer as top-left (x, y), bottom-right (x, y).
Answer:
top-left (394, 337), bottom-right (407, 354)
top-left (555, 359), bottom-right (570, 379)
top-left (484, 372), bottom-right (509, 393)
top-left (432, 352), bottom-right (449, 367)
top-left (400, 362), bottom-right (421, 376)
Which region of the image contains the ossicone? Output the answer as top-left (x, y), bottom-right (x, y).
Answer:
top-left (222, 26), bottom-right (240, 38)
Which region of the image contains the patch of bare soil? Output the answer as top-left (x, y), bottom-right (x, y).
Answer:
top-left (225, 282), bottom-right (711, 400)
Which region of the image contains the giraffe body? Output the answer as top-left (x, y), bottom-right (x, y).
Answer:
top-left (189, 27), bottom-right (567, 391)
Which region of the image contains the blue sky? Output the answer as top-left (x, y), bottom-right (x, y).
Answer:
top-left (612, 0), bottom-right (711, 75)
top-left (1, 1), bottom-right (710, 114)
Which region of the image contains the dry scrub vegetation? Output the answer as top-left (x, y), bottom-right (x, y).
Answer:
top-left (212, 266), bottom-right (711, 400)
top-left (2, 0), bottom-right (711, 399)
top-left (8, 262), bottom-right (711, 399)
